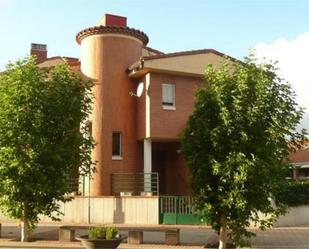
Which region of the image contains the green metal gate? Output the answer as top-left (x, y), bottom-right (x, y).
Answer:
top-left (159, 196), bottom-right (202, 225)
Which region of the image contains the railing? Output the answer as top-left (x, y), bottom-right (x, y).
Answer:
top-left (159, 196), bottom-right (203, 224)
top-left (111, 172), bottom-right (159, 196)
top-left (160, 196), bottom-right (195, 214)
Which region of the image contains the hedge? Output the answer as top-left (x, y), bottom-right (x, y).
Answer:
top-left (276, 180), bottom-right (309, 207)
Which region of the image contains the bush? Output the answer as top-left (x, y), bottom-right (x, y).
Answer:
top-left (88, 226), bottom-right (118, 240)
top-left (88, 227), bottom-right (105, 239)
top-left (106, 226), bottom-right (118, 240)
top-left (276, 180), bottom-right (309, 206)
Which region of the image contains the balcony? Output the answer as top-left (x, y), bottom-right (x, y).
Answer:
top-left (111, 172), bottom-right (159, 196)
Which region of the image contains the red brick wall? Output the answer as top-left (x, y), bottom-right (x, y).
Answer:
top-left (30, 49), bottom-right (47, 64)
top-left (150, 73), bottom-right (203, 140)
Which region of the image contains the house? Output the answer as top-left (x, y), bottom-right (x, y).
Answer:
top-left (289, 142), bottom-right (309, 179)
top-left (33, 13), bottom-right (233, 197)
top-left (24, 14), bottom-right (309, 226)
top-left (76, 14), bottom-right (238, 197)
top-left (30, 43), bottom-right (79, 67)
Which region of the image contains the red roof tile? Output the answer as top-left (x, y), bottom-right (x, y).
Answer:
top-left (76, 26), bottom-right (148, 45)
top-left (38, 56), bottom-right (80, 68)
top-left (289, 141), bottom-right (309, 163)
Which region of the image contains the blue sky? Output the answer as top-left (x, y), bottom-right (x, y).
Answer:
top-left (0, 0), bottom-right (309, 128)
top-left (0, 0), bottom-right (307, 65)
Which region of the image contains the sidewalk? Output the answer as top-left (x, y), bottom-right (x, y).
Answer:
top-left (0, 224), bottom-right (309, 248)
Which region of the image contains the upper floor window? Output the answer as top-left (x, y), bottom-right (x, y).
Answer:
top-left (112, 132), bottom-right (122, 160)
top-left (162, 83), bottom-right (176, 110)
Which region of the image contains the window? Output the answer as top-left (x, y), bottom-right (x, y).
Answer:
top-left (112, 132), bottom-right (122, 160)
top-left (162, 84), bottom-right (175, 110)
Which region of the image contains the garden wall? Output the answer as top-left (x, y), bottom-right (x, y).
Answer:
top-left (275, 205), bottom-right (309, 227)
top-left (0, 196), bottom-right (159, 225)
top-left (0, 197), bottom-right (308, 226)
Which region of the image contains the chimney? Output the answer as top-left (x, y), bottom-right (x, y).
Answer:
top-left (30, 43), bottom-right (47, 64)
top-left (96, 14), bottom-right (127, 27)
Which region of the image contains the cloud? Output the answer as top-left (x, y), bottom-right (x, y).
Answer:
top-left (254, 33), bottom-right (309, 131)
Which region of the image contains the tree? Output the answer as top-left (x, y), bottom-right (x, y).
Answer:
top-left (0, 57), bottom-right (94, 241)
top-left (181, 56), bottom-right (307, 248)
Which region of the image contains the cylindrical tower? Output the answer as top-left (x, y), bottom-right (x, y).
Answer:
top-left (76, 14), bottom-right (148, 196)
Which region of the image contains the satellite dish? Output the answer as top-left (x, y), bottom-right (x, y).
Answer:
top-left (129, 82), bottom-right (144, 97)
top-left (136, 82), bottom-right (144, 97)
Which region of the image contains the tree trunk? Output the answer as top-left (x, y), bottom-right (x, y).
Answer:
top-left (21, 206), bottom-right (30, 242)
top-left (218, 215), bottom-right (227, 249)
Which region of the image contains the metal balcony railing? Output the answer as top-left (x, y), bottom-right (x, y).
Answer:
top-left (111, 172), bottom-right (159, 196)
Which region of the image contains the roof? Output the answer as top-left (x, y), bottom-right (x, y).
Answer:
top-left (143, 46), bottom-right (164, 55)
top-left (128, 48), bottom-right (236, 78)
top-left (45, 56), bottom-right (79, 61)
top-left (38, 56), bottom-right (80, 68)
top-left (76, 26), bottom-right (149, 45)
top-left (290, 141), bottom-right (309, 163)
top-left (142, 48), bottom-right (236, 61)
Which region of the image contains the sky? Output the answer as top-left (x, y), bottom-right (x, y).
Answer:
top-left (0, 0), bottom-right (308, 130)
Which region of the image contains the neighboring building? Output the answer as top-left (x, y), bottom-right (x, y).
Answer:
top-left (33, 13), bottom-right (233, 197)
top-left (289, 142), bottom-right (309, 179)
top-left (30, 43), bottom-right (80, 68)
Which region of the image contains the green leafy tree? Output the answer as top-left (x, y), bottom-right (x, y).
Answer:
top-left (0, 57), bottom-right (94, 241)
top-left (181, 56), bottom-right (306, 248)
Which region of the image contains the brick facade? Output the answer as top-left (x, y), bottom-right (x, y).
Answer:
top-left (149, 73), bottom-right (203, 140)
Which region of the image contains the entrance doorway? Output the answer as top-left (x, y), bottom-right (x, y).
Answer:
top-left (152, 149), bottom-right (166, 195)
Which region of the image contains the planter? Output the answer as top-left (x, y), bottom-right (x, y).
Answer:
top-left (77, 235), bottom-right (125, 249)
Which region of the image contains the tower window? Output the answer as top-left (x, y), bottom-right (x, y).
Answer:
top-left (112, 132), bottom-right (122, 160)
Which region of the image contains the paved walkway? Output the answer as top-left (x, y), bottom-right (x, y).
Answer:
top-left (0, 224), bottom-right (309, 248)
top-left (249, 227), bottom-right (309, 248)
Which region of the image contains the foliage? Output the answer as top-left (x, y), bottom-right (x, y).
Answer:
top-left (0, 57), bottom-right (94, 237)
top-left (276, 180), bottom-right (309, 206)
top-left (181, 55), bottom-right (307, 247)
top-left (88, 227), bottom-right (105, 239)
top-left (88, 227), bottom-right (118, 240)
top-left (106, 226), bottom-right (118, 240)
